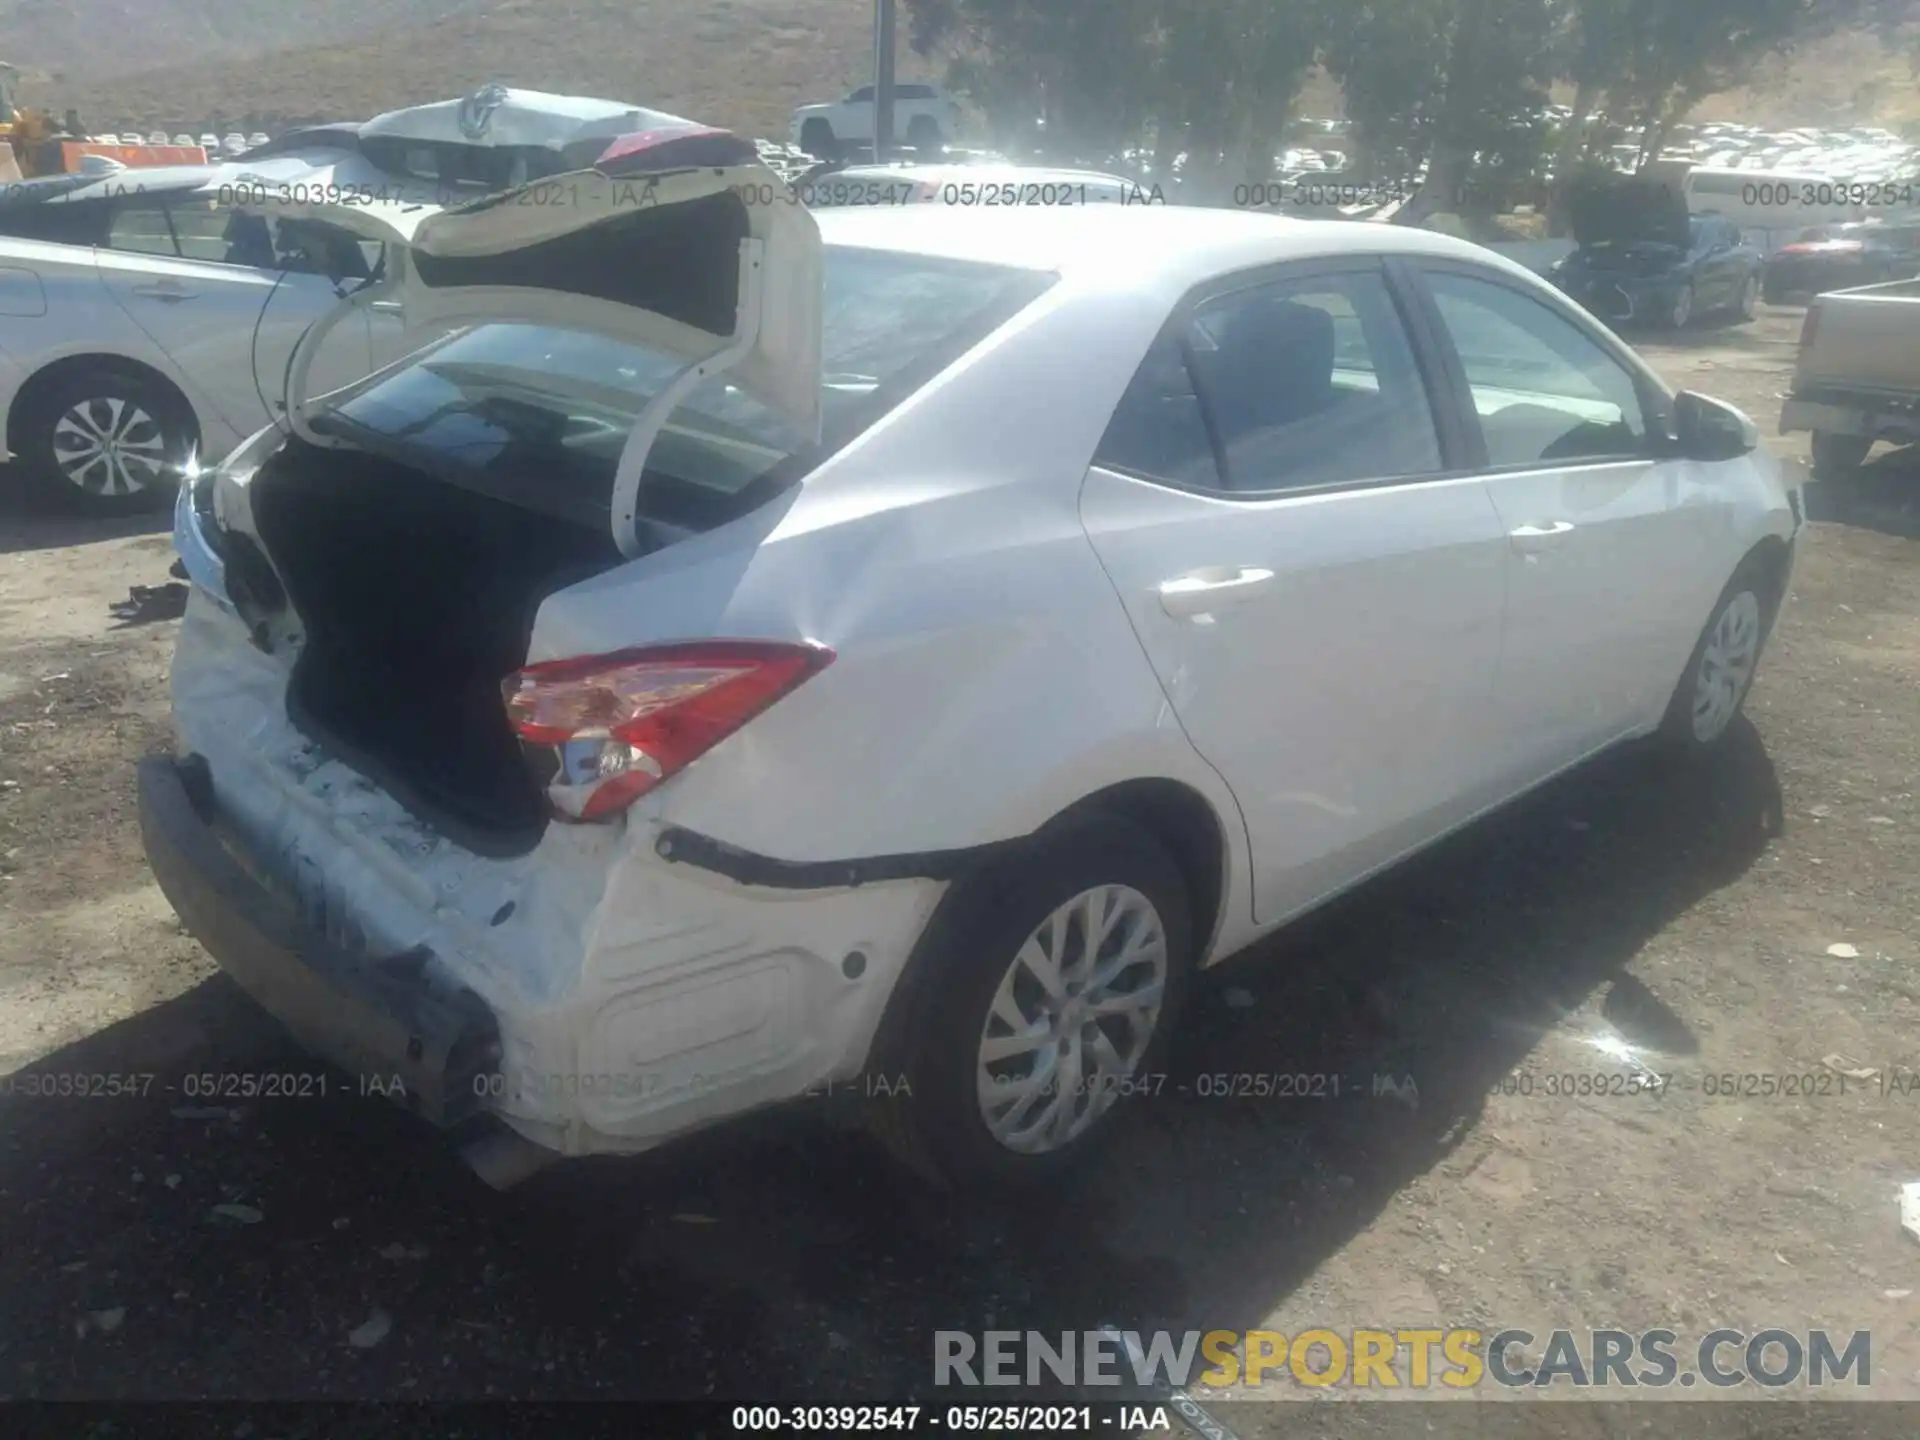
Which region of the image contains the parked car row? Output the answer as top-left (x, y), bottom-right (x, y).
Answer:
top-left (136, 107), bottom-right (1804, 1189)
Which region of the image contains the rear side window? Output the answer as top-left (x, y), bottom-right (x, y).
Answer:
top-left (1424, 271), bottom-right (1649, 468)
top-left (106, 204), bottom-right (178, 257)
top-left (0, 198), bottom-right (110, 246)
top-left (1098, 268), bottom-right (1444, 493)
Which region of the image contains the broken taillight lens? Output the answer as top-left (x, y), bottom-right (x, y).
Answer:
top-left (502, 641), bottom-right (834, 822)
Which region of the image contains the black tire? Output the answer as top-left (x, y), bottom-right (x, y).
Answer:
top-left (905, 115), bottom-right (942, 153)
top-left (1811, 431), bottom-right (1872, 478)
top-left (1657, 557), bottom-right (1779, 756)
top-left (13, 365), bottom-right (194, 514)
top-left (798, 118), bottom-right (837, 160)
top-left (868, 814), bottom-right (1194, 1189)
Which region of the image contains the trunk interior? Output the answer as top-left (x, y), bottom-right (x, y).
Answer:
top-left (249, 440), bottom-right (623, 851)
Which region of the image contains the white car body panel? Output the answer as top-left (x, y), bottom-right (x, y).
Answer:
top-left (157, 207), bottom-right (1802, 1162)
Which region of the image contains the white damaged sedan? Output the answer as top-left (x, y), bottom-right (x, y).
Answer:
top-left (144, 123), bottom-right (1804, 1188)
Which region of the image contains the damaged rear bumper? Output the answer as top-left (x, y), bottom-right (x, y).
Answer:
top-left (137, 753), bottom-right (502, 1124)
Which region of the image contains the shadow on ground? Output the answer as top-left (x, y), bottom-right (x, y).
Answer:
top-left (0, 726), bottom-right (1782, 1401)
top-left (0, 466), bottom-right (175, 556)
top-left (1804, 444), bottom-right (1920, 540)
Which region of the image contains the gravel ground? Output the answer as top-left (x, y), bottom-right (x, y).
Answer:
top-left (1, 303), bottom-right (1917, 1436)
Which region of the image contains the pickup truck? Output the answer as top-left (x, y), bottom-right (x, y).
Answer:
top-left (1779, 277), bottom-right (1920, 476)
top-left (789, 83), bottom-right (961, 159)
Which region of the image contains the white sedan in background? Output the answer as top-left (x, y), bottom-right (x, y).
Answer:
top-left (0, 162), bottom-right (405, 512)
top-left (143, 139), bottom-right (1801, 1192)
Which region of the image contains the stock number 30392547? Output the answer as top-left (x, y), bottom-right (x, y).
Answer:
top-left (731, 1406), bottom-right (1100, 1432)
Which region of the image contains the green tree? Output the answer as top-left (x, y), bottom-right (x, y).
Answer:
top-left (1325, 0), bottom-right (1555, 222)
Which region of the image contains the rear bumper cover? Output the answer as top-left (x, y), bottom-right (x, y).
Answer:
top-left (137, 753), bottom-right (501, 1124)
top-left (1780, 393), bottom-right (1920, 445)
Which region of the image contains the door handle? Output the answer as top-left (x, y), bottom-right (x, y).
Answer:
top-left (1508, 520), bottom-right (1574, 554)
top-left (368, 300), bottom-right (403, 314)
top-left (1157, 567), bottom-right (1274, 618)
top-left (131, 283), bottom-right (195, 302)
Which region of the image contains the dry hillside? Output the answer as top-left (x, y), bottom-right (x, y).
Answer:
top-left (5, 0), bottom-right (1917, 141)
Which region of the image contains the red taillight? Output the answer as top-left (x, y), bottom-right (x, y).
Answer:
top-left (502, 640), bottom-right (833, 822)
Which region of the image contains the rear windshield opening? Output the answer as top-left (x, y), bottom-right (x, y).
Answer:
top-left (308, 246), bottom-right (1054, 538)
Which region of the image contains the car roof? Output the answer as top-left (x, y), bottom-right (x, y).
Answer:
top-left (814, 204), bottom-right (1532, 290)
top-left (11, 164), bottom-right (221, 204)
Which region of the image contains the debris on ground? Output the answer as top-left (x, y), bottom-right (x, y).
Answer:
top-left (209, 1203), bottom-right (263, 1225)
top-left (1826, 942), bottom-right (1861, 958)
top-left (1901, 1183), bottom-right (1920, 1246)
top-left (377, 1243), bottom-right (429, 1261)
top-left (108, 582), bottom-right (190, 626)
top-left (348, 1310), bottom-right (393, 1349)
top-left (1822, 1054), bottom-right (1879, 1081)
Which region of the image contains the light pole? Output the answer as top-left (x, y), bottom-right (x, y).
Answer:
top-left (873, 0), bottom-right (896, 162)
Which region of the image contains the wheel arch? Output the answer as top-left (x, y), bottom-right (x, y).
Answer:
top-left (862, 775), bottom-right (1234, 1078)
top-left (1737, 532), bottom-right (1793, 629)
top-left (6, 352), bottom-right (202, 462)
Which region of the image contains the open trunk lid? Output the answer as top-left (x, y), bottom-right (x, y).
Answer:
top-left (224, 121), bottom-right (823, 551)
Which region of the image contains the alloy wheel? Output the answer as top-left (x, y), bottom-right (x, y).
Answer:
top-left (975, 883), bottom-right (1167, 1154)
top-left (1670, 285), bottom-right (1693, 328)
top-left (1691, 590), bottom-right (1761, 743)
top-left (51, 395), bottom-right (170, 496)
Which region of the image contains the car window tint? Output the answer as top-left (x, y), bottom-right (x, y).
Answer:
top-left (169, 199), bottom-right (249, 263)
top-left (105, 205), bottom-right (177, 257)
top-left (1094, 332), bottom-right (1221, 488)
top-left (271, 218), bottom-right (375, 280)
top-left (1185, 270), bottom-right (1443, 492)
top-left (1426, 271), bottom-right (1648, 468)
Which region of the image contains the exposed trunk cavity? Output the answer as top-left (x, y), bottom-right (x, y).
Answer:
top-left (248, 440), bottom-right (623, 850)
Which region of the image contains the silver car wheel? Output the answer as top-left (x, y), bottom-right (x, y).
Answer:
top-left (975, 883), bottom-right (1167, 1154)
top-left (1670, 284), bottom-right (1693, 328)
top-left (1691, 590), bottom-right (1761, 743)
top-left (52, 395), bottom-right (169, 496)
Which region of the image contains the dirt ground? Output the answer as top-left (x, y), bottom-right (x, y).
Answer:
top-left (1, 303), bottom-right (1918, 1435)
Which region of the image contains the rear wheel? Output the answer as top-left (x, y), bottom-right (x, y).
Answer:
top-left (799, 118), bottom-right (836, 159)
top-left (905, 115), bottom-right (942, 152)
top-left (869, 816), bottom-right (1193, 1188)
top-left (1811, 431), bottom-right (1872, 478)
top-left (14, 366), bottom-right (193, 514)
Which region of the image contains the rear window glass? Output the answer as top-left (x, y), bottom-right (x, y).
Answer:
top-left (315, 247), bottom-right (1053, 524)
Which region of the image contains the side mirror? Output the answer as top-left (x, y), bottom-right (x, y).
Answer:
top-left (1673, 390), bottom-right (1759, 462)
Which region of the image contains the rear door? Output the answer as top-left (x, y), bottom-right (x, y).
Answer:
top-left (1406, 261), bottom-right (1731, 781)
top-left (1079, 259), bottom-right (1511, 926)
top-left (92, 193), bottom-right (373, 434)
